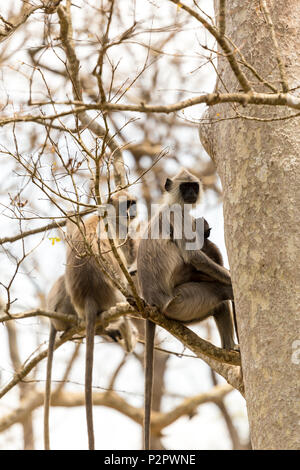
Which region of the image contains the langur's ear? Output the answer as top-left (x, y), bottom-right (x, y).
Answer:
top-left (164, 178), bottom-right (172, 192)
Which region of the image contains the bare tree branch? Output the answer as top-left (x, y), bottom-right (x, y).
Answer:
top-left (0, 383), bottom-right (233, 436)
top-left (260, 0), bottom-right (289, 92)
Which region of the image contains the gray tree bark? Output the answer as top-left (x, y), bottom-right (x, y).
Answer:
top-left (200, 0), bottom-right (300, 450)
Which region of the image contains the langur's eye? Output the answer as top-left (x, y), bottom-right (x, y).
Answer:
top-left (127, 200), bottom-right (136, 209)
top-left (180, 183), bottom-right (199, 193)
top-left (190, 183), bottom-right (199, 193)
top-left (128, 202), bottom-right (137, 219)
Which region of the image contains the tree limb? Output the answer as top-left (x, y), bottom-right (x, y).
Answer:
top-left (0, 383), bottom-right (233, 435)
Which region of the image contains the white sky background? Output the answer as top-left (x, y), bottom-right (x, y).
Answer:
top-left (0, 0), bottom-right (248, 450)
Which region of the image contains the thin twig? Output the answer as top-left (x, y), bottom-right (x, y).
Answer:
top-left (260, 0), bottom-right (289, 92)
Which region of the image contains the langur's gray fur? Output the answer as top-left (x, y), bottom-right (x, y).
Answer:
top-left (44, 273), bottom-right (137, 450)
top-left (137, 168), bottom-right (237, 450)
top-left (64, 190), bottom-right (137, 450)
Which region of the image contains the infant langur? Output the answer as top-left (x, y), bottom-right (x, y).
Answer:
top-left (137, 168), bottom-right (238, 449)
top-left (44, 275), bottom-right (136, 450)
top-left (64, 191), bottom-right (137, 450)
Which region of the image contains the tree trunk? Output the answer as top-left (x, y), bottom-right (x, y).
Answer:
top-left (200, 0), bottom-right (300, 450)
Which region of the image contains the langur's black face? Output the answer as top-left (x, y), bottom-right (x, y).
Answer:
top-left (119, 199), bottom-right (137, 220)
top-left (127, 199), bottom-right (137, 220)
top-left (179, 182), bottom-right (199, 204)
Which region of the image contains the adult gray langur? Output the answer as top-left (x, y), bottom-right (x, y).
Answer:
top-left (137, 168), bottom-right (238, 449)
top-left (63, 190), bottom-right (137, 450)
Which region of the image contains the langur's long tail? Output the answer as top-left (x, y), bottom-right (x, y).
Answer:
top-left (144, 319), bottom-right (156, 450)
top-left (44, 324), bottom-right (57, 450)
top-left (85, 297), bottom-right (97, 450)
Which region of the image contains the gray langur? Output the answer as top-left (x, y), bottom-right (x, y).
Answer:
top-left (64, 190), bottom-right (137, 450)
top-left (44, 275), bottom-right (135, 451)
top-left (137, 168), bottom-right (238, 450)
